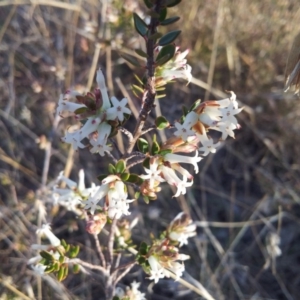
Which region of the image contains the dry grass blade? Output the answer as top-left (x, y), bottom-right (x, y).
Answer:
top-left (284, 32), bottom-right (300, 93)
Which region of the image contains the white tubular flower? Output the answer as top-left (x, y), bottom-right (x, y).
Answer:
top-left (96, 69), bottom-right (111, 109)
top-left (57, 94), bottom-right (86, 116)
top-left (90, 123), bottom-right (112, 156)
top-left (36, 224), bottom-right (60, 247)
top-left (61, 131), bottom-right (85, 151)
top-left (169, 223), bottom-right (197, 247)
top-left (159, 165), bottom-right (193, 197)
top-left (107, 181), bottom-right (134, 219)
top-left (106, 96), bottom-right (131, 122)
top-left (164, 152), bottom-right (202, 174)
top-left (53, 170), bottom-right (99, 213)
top-left (84, 184), bottom-right (110, 214)
top-left (31, 264), bottom-right (47, 276)
top-left (140, 158), bottom-right (165, 189)
top-left (127, 281), bottom-right (146, 300)
top-left (147, 256), bottom-right (165, 283)
top-left (173, 122), bottom-right (196, 141)
top-left (197, 130), bottom-right (221, 156)
top-left (78, 117), bottom-right (102, 140)
top-left (210, 121), bottom-right (237, 140)
top-left (161, 64), bottom-right (192, 83)
top-left (220, 101), bottom-right (243, 126)
top-left (172, 176), bottom-right (193, 198)
top-left (166, 261), bottom-right (185, 280)
top-left (198, 107), bottom-right (222, 127)
top-left (168, 212), bottom-right (197, 247)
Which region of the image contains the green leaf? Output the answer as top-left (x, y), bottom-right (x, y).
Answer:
top-left (69, 245), bottom-right (80, 258)
top-left (159, 30), bottom-right (181, 46)
top-left (159, 149), bottom-right (173, 156)
top-left (151, 135), bottom-right (160, 155)
top-left (108, 164), bottom-right (115, 174)
top-left (121, 172), bottom-right (130, 181)
top-left (159, 7), bottom-right (167, 21)
top-left (62, 265), bottom-right (69, 280)
top-left (134, 191), bottom-right (140, 199)
top-left (40, 251), bottom-right (55, 261)
top-left (135, 49), bottom-right (148, 58)
top-left (156, 93), bottom-right (166, 98)
top-left (120, 53), bottom-right (141, 67)
top-left (73, 264), bottom-right (80, 274)
top-left (166, 0), bottom-right (182, 7)
top-left (134, 74), bottom-right (144, 85)
top-left (182, 105), bottom-right (188, 116)
top-left (133, 13), bottom-right (148, 36)
top-left (115, 160), bottom-right (126, 174)
top-left (143, 157), bottom-right (150, 169)
top-left (139, 242), bottom-right (149, 255)
top-left (74, 107), bottom-right (88, 114)
top-left (155, 44), bottom-right (175, 64)
top-left (160, 16), bottom-right (180, 26)
top-left (148, 32), bottom-right (163, 40)
top-left (126, 174), bottom-right (141, 184)
top-left (44, 265), bottom-right (55, 274)
top-left (155, 116), bottom-right (169, 130)
top-left (155, 54), bottom-right (171, 66)
top-left (137, 138), bottom-right (149, 153)
top-left (189, 99), bottom-right (202, 112)
top-left (143, 0), bottom-right (153, 8)
top-left (61, 239), bottom-right (68, 249)
top-left (132, 84), bottom-right (144, 94)
top-left (143, 195), bottom-right (150, 204)
top-left (57, 267), bottom-right (65, 281)
top-left (97, 174), bottom-right (107, 182)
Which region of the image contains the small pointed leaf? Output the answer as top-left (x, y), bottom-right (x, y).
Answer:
top-left (160, 16), bottom-right (180, 26)
top-left (120, 53), bottom-right (141, 67)
top-left (142, 157), bottom-right (150, 169)
top-left (159, 7), bottom-right (167, 21)
top-left (148, 32), bottom-right (163, 40)
top-left (159, 30), bottom-right (181, 46)
top-left (155, 54), bottom-right (171, 66)
top-left (115, 160), bottom-right (126, 174)
top-left (133, 13), bottom-right (148, 37)
top-left (156, 44), bottom-right (175, 63)
top-left (108, 164), bottom-right (116, 174)
top-left (135, 49), bottom-right (148, 58)
top-left (155, 116), bottom-right (169, 130)
top-left (137, 138), bottom-right (149, 153)
top-left (166, 0), bottom-right (182, 7)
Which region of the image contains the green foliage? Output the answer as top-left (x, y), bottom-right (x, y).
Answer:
top-left (137, 138), bottom-right (149, 154)
top-left (159, 30), bottom-right (181, 46)
top-left (155, 116), bottom-right (169, 130)
top-left (160, 16), bottom-right (180, 26)
top-left (133, 13), bottom-right (148, 37)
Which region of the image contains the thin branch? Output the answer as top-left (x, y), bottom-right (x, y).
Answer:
top-left (115, 261), bottom-right (136, 283)
top-left (67, 258), bottom-right (108, 275)
top-left (141, 125), bottom-right (156, 135)
top-left (118, 126), bottom-right (133, 142)
top-left (106, 217), bottom-right (117, 271)
top-left (126, 0), bottom-right (163, 154)
top-left (93, 233), bottom-right (106, 269)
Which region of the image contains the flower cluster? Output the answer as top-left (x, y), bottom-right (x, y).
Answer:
top-left (114, 281), bottom-right (146, 300)
top-left (155, 47), bottom-right (192, 87)
top-left (84, 174), bottom-right (134, 219)
top-left (28, 224), bottom-right (61, 276)
top-left (140, 151), bottom-right (201, 198)
top-left (174, 91), bottom-right (242, 155)
top-left (140, 213), bottom-right (196, 283)
top-left (53, 169), bottom-right (99, 214)
top-left (57, 69), bottom-right (131, 155)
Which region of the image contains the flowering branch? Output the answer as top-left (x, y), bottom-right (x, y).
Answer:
top-left (127, 0), bottom-right (164, 154)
